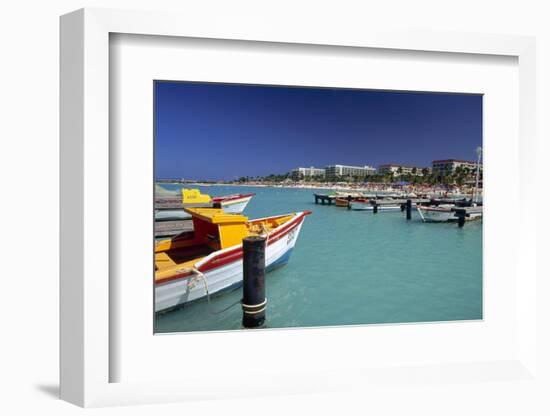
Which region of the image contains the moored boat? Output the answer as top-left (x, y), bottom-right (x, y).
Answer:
top-left (155, 207), bottom-right (311, 312)
top-left (416, 204), bottom-right (483, 223)
top-left (335, 197), bottom-right (350, 207)
top-left (155, 188), bottom-right (254, 221)
top-left (349, 199), bottom-right (401, 211)
top-left (416, 205), bottom-right (456, 222)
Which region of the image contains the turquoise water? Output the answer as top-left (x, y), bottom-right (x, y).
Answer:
top-left (155, 185), bottom-right (482, 333)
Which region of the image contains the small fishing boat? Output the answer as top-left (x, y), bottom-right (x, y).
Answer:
top-left (416, 204), bottom-right (483, 223)
top-left (416, 204), bottom-right (456, 222)
top-left (155, 188), bottom-right (254, 221)
top-left (335, 197), bottom-right (350, 207)
top-left (349, 199), bottom-right (401, 211)
top-left (155, 207), bottom-right (311, 312)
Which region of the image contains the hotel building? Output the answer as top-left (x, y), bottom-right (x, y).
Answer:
top-left (290, 166), bottom-right (325, 179)
top-left (431, 159), bottom-right (480, 176)
top-left (324, 164), bottom-right (376, 180)
top-left (377, 164), bottom-right (430, 176)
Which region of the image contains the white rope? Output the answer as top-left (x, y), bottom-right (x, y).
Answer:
top-left (184, 267), bottom-right (241, 315)
top-left (186, 268), bottom-right (209, 297)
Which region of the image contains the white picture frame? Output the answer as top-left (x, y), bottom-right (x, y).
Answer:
top-left (60, 8), bottom-right (538, 407)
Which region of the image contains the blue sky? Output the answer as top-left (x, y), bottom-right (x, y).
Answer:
top-left (155, 81), bottom-right (482, 180)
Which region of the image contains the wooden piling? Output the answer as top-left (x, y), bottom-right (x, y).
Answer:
top-left (242, 236), bottom-right (267, 328)
top-left (406, 199), bottom-right (412, 220)
top-left (373, 202), bottom-right (378, 214)
top-left (454, 208), bottom-right (466, 227)
top-left (347, 195), bottom-right (352, 210)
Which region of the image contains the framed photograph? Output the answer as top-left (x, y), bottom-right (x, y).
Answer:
top-left (60, 8), bottom-right (538, 407)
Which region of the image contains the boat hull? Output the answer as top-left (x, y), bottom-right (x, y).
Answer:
top-left (155, 212), bottom-right (307, 312)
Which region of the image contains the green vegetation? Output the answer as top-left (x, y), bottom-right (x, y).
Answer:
top-left (158, 165), bottom-right (482, 186)
top-left (231, 166), bottom-right (482, 186)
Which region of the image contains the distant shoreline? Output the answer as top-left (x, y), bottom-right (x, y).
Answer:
top-left (156, 181), bottom-right (480, 196)
top-left (157, 181), bottom-right (339, 191)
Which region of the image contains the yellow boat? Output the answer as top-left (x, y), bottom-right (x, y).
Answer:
top-left (155, 207), bottom-right (311, 312)
top-left (155, 188), bottom-right (255, 221)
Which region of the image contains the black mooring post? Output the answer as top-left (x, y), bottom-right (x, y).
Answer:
top-left (242, 236), bottom-right (267, 328)
top-left (347, 195), bottom-right (352, 210)
top-left (373, 202), bottom-right (378, 214)
top-left (315, 195), bottom-right (318, 204)
top-left (454, 208), bottom-right (466, 227)
top-left (406, 199), bottom-right (412, 220)
top-left (458, 212), bottom-right (466, 228)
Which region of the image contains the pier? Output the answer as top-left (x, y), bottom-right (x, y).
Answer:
top-left (155, 219), bottom-right (193, 238)
top-left (155, 195), bottom-right (210, 237)
top-left (312, 192), bottom-right (482, 226)
top-left (155, 196), bottom-right (214, 210)
top-left (314, 193), bottom-right (335, 205)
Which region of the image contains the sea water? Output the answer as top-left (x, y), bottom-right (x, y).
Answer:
top-left (155, 185), bottom-right (482, 333)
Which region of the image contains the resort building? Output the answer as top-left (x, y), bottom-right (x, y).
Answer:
top-left (377, 164), bottom-right (429, 176)
top-left (290, 166), bottom-right (325, 179)
top-left (431, 159), bottom-right (480, 176)
top-left (324, 164), bottom-right (376, 180)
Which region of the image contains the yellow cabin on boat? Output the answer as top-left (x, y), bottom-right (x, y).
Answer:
top-left (181, 188), bottom-right (212, 204)
top-left (155, 207), bottom-right (295, 283)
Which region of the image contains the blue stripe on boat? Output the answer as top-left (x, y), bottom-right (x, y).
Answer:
top-left (266, 248), bottom-right (294, 272)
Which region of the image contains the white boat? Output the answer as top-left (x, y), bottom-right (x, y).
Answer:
top-left (416, 204), bottom-right (456, 222)
top-left (155, 207), bottom-right (311, 312)
top-left (349, 200), bottom-right (401, 211)
top-left (155, 191), bottom-right (255, 221)
top-left (416, 204), bottom-right (483, 222)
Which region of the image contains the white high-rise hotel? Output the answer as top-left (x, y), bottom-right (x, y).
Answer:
top-left (290, 166), bottom-right (326, 179)
top-left (431, 159), bottom-right (480, 175)
top-left (324, 164), bottom-right (376, 179)
top-left (290, 164), bottom-right (376, 180)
